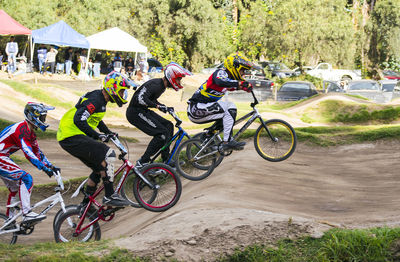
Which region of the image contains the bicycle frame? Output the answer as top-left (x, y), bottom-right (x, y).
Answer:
top-left (70, 137), bottom-right (159, 236)
top-left (0, 173), bottom-right (68, 235)
top-left (149, 109), bottom-right (190, 165)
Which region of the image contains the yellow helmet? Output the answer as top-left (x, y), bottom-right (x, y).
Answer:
top-left (224, 53), bottom-right (253, 81)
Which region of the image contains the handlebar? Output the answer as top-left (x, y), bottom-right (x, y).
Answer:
top-left (110, 135), bottom-right (128, 159)
top-left (250, 89), bottom-right (259, 108)
top-left (54, 171), bottom-right (64, 191)
top-left (167, 108), bottom-right (182, 127)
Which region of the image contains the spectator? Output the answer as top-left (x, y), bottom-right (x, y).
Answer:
top-left (93, 50), bottom-right (102, 78)
top-left (137, 56), bottom-right (149, 82)
top-left (72, 50), bottom-right (80, 74)
top-left (14, 56), bottom-right (27, 76)
top-left (113, 52), bottom-right (122, 72)
top-left (43, 46), bottom-right (58, 75)
top-left (64, 47), bottom-right (74, 76)
top-left (124, 57), bottom-right (135, 79)
top-left (78, 49), bottom-right (88, 77)
top-left (0, 50), bottom-right (4, 71)
top-left (87, 58), bottom-right (94, 78)
top-left (5, 36), bottom-right (18, 74)
top-left (37, 44), bottom-right (47, 74)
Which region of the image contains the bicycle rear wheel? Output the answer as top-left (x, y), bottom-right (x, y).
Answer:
top-left (175, 138), bottom-right (217, 181)
top-left (254, 119), bottom-right (297, 162)
top-left (121, 170), bottom-right (143, 208)
top-left (0, 213), bottom-right (17, 244)
top-left (133, 163), bottom-right (181, 212)
top-left (54, 207), bottom-right (101, 243)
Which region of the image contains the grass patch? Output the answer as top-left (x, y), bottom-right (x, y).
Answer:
top-left (0, 80), bottom-right (74, 109)
top-left (302, 100), bottom-right (400, 124)
top-left (218, 227), bottom-right (400, 262)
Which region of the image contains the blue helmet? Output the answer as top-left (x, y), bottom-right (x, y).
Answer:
top-left (24, 102), bottom-right (55, 131)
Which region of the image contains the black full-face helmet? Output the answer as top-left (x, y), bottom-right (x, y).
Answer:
top-left (24, 102), bottom-right (55, 131)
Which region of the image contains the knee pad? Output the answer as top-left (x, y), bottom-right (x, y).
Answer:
top-left (89, 172), bottom-right (101, 185)
top-left (105, 148), bottom-right (116, 182)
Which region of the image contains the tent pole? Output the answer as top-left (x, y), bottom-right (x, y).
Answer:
top-left (85, 48), bottom-right (91, 81)
top-left (30, 36), bottom-right (34, 64)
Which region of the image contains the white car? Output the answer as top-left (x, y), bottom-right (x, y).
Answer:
top-left (307, 63), bottom-right (362, 81)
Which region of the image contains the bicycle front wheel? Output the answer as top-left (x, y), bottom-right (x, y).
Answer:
top-left (192, 132), bottom-right (224, 168)
top-left (53, 204), bottom-right (79, 231)
top-left (175, 138), bottom-right (217, 181)
top-left (134, 163), bottom-right (181, 212)
top-left (54, 207), bottom-right (101, 243)
top-left (0, 213), bottom-right (17, 244)
top-left (254, 119), bottom-right (297, 162)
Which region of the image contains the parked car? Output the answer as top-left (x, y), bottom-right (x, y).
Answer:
top-left (307, 63), bottom-right (362, 81)
top-left (147, 58), bottom-right (163, 73)
top-left (346, 80), bottom-right (381, 91)
top-left (259, 61), bottom-right (295, 78)
top-left (324, 80), bottom-right (345, 93)
top-left (277, 81), bottom-right (318, 101)
top-left (382, 70), bottom-right (400, 80)
top-left (379, 79), bottom-right (398, 92)
top-left (243, 65), bottom-right (274, 90)
top-left (293, 66), bottom-right (313, 76)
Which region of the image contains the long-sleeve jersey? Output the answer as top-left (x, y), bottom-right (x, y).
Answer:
top-left (0, 121), bottom-right (52, 171)
top-left (189, 68), bottom-right (240, 103)
top-left (57, 89), bottom-right (111, 141)
top-left (128, 78), bottom-right (165, 109)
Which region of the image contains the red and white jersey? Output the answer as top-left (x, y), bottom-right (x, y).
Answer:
top-left (0, 121), bottom-right (52, 170)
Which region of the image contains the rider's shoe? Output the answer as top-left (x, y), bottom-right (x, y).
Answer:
top-left (102, 193), bottom-right (129, 207)
top-left (23, 211), bottom-right (46, 223)
top-left (222, 140), bottom-right (246, 151)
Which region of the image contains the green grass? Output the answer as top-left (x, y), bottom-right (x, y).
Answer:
top-left (2, 227), bottom-right (400, 261)
top-left (0, 80), bottom-right (74, 109)
top-left (301, 100), bottom-right (400, 124)
top-left (218, 227), bottom-right (400, 262)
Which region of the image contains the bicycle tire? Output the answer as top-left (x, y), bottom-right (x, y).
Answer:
top-left (120, 170), bottom-right (142, 208)
top-left (175, 138), bottom-right (217, 181)
top-left (0, 213), bottom-right (17, 244)
top-left (54, 207), bottom-right (101, 243)
top-left (133, 163), bottom-right (181, 212)
top-left (254, 119), bottom-right (297, 162)
top-left (53, 204), bottom-right (78, 231)
top-left (192, 132), bottom-right (224, 167)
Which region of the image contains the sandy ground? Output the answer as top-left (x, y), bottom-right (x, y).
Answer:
top-left (1, 73), bottom-right (400, 261)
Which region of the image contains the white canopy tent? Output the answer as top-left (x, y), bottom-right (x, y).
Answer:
top-left (85, 27), bottom-right (148, 78)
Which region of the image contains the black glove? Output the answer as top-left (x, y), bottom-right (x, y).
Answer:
top-left (98, 133), bottom-right (111, 142)
top-left (107, 132), bottom-right (118, 139)
top-left (44, 168), bottom-right (54, 178)
top-left (52, 166), bottom-right (61, 175)
top-left (167, 107), bottom-right (174, 113)
top-left (240, 81), bottom-right (253, 92)
top-left (158, 104), bottom-right (168, 113)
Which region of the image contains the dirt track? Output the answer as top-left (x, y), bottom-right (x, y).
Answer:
top-left (1, 74), bottom-right (400, 261)
top-left (4, 137), bottom-right (400, 261)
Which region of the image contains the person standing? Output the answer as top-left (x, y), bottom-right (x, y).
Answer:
top-left (5, 36), bottom-right (18, 74)
top-left (93, 50), bottom-right (102, 78)
top-left (64, 48), bottom-right (74, 76)
top-left (37, 45), bottom-right (47, 74)
top-left (43, 47), bottom-right (58, 75)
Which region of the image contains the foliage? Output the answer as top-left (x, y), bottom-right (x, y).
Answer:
top-left (366, 0), bottom-right (400, 71)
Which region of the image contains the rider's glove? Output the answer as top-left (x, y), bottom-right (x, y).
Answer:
top-left (51, 166), bottom-right (61, 175)
top-left (158, 104), bottom-right (168, 113)
top-left (240, 81), bottom-right (253, 92)
top-left (98, 133), bottom-right (111, 142)
top-left (43, 167), bottom-right (54, 178)
top-left (107, 132), bottom-right (118, 139)
top-left (167, 107), bottom-right (174, 113)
